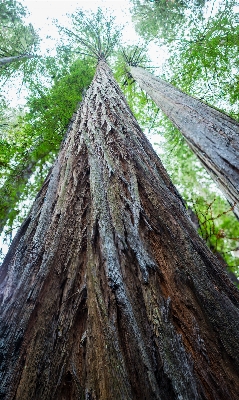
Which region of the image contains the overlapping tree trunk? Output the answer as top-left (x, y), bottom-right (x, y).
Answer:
top-left (130, 66), bottom-right (239, 219)
top-left (1, 60), bottom-right (239, 399)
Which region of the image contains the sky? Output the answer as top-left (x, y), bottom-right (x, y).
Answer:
top-left (21, 0), bottom-right (140, 51)
top-left (19, 0), bottom-right (167, 65)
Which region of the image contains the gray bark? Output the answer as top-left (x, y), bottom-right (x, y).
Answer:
top-left (130, 66), bottom-right (239, 218)
top-left (0, 60), bottom-right (239, 399)
top-left (0, 54), bottom-right (34, 67)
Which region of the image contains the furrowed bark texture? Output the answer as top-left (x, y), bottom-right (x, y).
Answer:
top-left (130, 66), bottom-right (239, 219)
top-left (1, 60), bottom-right (239, 400)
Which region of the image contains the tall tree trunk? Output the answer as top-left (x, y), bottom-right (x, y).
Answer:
top-left (0, 54), bottom-right (34, 67)
top-left (130, 66), bottom-right (239, 219)
top-left (1, 60), bottom-right (239, 400)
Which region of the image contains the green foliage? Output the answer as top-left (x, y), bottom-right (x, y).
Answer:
top-left (131, 0), bottom-right (239, 112)
top-left (0, 106), bottom-right (23, 168)
top-left (120, 45), bottom-right (148, 67)
top-left (130, 0), bottom-right (206, 42)
top-left (25, 57), bottom-right (94, 147)
top-left (167, 1), bottom-right (239, 112)
top-left (114, 45), bottom-right (161, 130)
top-left (0, 0), bottom-right (39, 77)
top-left (192, 197), bottom-right (239, 275)
top-left (0, 0), bottom-right (26, 26)
top-left (58, 8), bottom-right (122, 61)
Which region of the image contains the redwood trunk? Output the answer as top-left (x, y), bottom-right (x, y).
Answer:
top-left (130, 66), bottom-right (239, 219)
top-left (1, 60), bottom-right (239, 399)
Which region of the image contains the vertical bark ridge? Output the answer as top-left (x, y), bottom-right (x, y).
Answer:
top-left (0, 60), bottom-right (239, 399)
top-left (130, 65), bottom-right (239, 219)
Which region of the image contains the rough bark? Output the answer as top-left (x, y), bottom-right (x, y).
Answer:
top-left (0, 54), bottom-right (35, 67)
top-left (130, 66), bottom-right (239, 219)
top-left (1, 60), bottom-right (239, 400)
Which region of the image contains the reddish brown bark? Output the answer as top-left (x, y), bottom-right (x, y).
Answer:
top-left (130, 65), bottom-right (239, 219)
top-left (1, 60), bottom-right (239, 399)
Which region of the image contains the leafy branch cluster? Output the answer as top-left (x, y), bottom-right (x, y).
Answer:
top-left (0, 0), bottom-right (38, 72)
top-left (58, 8), bottom-right (121, 61)
top-left (192, 198), bottom-right (239, 274)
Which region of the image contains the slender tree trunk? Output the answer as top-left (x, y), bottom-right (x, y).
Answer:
top-left (130, 66), bottom-right (239, 219)
top-left (0, 54), bottom-right (34, 67)
top-left (1, 60), bottom-right (239, 400)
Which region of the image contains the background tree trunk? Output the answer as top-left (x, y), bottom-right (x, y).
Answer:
top-left (130, 66), bottom-right (239, 219)
top-left (1, 60), bottom-right (239, 400)
top-left (0, 54), bottom-right (34, 67)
